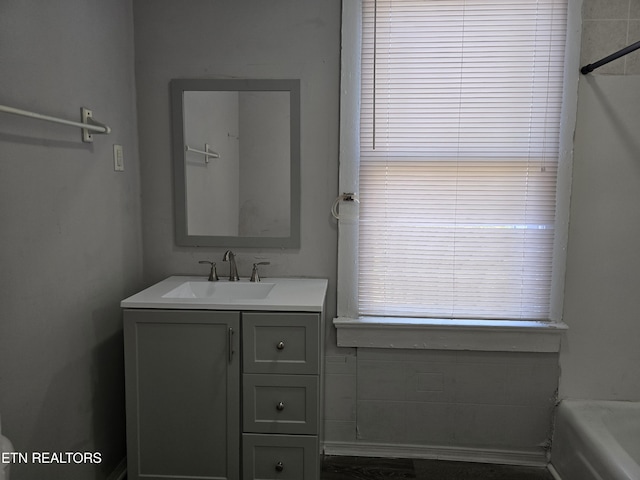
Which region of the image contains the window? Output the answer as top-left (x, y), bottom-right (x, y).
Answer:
top-left (338, 0), bottom-right (578, 325)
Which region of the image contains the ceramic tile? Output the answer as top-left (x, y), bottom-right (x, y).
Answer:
top-left (451, 403), bottom-right (511, 447)
top-left (326, 355), bottom-right (357, 375)
top-left (407, 366), bottom-right (455, 403)
top-left (324, 420), bottom-right (358, 442)
top-left (325, 373), bottom-right (357, 421)
top-left (415, 372), bottom-right (445, 393)
top-left (581, 20), bottom-right (629, 74)
top-left (352, 349), bottom-right (558, 449)
top-left (626, 21), bottom-right (640, 74)
top-left (452, 362), bottom-right (509, 405)
top-left (583, 0), bottom-right (631, 19)
top-left (403, 402), bottom-right (456, 445)
top-left (356, 400), bottom-right (407, 443)
top-left (358, 360), bottom-right (408, 401)
top-left (501, 405), bottom-right (554, 449)
top-left (357, 347), bottom-right (453, 364)
top-left (504, 361), bottom-right (559, 406)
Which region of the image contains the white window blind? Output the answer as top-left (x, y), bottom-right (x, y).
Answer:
top-left (359, 0), bottom-right (568, 320)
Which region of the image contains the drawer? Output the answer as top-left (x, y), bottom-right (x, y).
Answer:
top-left (243, 374), bottom-right (318, 435)
top-left (243, 313), bottom-right (319, 375)
top-left (242, 434), bottom-right (318, 480)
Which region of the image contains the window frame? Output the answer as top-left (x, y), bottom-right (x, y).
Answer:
top-left (334, 0), bottom-right (581, 351)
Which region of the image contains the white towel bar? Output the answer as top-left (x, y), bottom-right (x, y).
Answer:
top-left (0, 105), bottom-right (111, 142)
top-left (185, 144), bottom-right (220, 163)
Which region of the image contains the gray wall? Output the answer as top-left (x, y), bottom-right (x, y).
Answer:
top-left (560, 74), bottom-right (640, 401)
top-left (560, 0), bottom-right (640, 400)
top-left (0, 1), bottom-right (143, 479)
top-left (133, 0), bottom-right (341, 309)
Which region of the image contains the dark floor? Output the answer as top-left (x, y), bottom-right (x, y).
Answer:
top-left (321, 456), bottom-right (554, 480)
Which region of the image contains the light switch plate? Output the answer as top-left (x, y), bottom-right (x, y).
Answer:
top-left (113, 144), bottom-right (124, 171)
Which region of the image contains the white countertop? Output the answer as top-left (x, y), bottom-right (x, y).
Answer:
top-left (121, 276), bottom-right (328, 312)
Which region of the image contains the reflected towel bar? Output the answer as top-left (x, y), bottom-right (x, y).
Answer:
top-left (0, 104), bottom-right (111, 142)
top-left (581, 40), bottom-right (640, 74)
top-left (185, 144), bottom-right (220, 163)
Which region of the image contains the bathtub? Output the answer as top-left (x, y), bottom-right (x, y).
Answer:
top-left (550, 400), bottom-right (640, 480)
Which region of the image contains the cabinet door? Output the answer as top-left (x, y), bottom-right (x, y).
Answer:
top-left (124, 309), bottom-right (240, 480)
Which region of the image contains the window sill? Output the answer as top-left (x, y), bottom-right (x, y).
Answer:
top-left (333, 316), bottom-right (568, 353)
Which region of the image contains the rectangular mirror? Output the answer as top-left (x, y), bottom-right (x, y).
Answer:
top-left (170, 79), bottom-right (300, 248)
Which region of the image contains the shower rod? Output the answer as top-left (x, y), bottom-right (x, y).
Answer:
top-left (581, 40), bottom-right (640, 74)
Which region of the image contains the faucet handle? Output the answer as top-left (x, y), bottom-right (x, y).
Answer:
top-left (198, 260), bottom-right (219, 281)
top-left (250, 262), bottom-right (270, 282)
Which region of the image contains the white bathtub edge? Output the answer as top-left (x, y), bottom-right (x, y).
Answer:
top-left (548, 463), bottom-right (563, 480)
top-left (552, 399), bottom-right (640, 480)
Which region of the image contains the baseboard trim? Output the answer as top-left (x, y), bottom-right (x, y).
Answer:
top-left (106, 457), bottom-right (127, 480)
top-left (322, 441), bottom-right (548, 468)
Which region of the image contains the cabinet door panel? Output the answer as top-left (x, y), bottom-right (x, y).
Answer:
top-left (243, 374), bottom-right (318, 434)
top-left (124, 309), bottom-right (240, 480)
top-left (242, 434), bottom-right (318, 480)
top-left (242, 313), bottom-right (319, 374)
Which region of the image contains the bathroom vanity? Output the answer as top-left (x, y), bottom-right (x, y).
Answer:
top-left (121, 276), bottom-right (327, 480)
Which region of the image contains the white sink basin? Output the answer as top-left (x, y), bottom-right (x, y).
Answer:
top-left (121, 276), bottom-right (328, 311)
top-left (162, 281), bottom-right (275, 300)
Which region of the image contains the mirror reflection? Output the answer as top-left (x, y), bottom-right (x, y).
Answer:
top-left (171, 79), bottom-right (300, 248)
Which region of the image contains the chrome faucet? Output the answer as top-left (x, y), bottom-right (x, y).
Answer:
top-left (222, 250), bottom-right (240, 281)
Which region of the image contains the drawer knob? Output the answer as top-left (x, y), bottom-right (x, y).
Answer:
top-left (275, 461), bottom-right (284, 472)
top-left (276, 401), bottom-right (285, 411)
top-left (276, 341), bottom-right (285, 350)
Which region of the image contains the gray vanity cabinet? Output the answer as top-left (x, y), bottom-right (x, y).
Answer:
top-left (124, 309), bottom-right (323, 480)
top-left (124, 309), bottom-right (241, 480)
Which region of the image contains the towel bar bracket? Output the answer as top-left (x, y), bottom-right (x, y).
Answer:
top-left (81, 108), bottom-right (110, 143)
